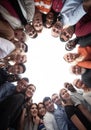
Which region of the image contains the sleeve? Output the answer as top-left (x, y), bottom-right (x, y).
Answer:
top-left (61, 0), bottom-right (86, 26)
top-left (43, 113), bottom-right (57, 130)
top-left (23, 0), bottom-right (35, 22)
top-left (78, 61), bottom-right (91, 69)
top-left (65, 106), bottom-right (75, 119)
top-left (0, 37), bottom-right (15, 59)
top-left (55, 110), bottom-right (68, 130)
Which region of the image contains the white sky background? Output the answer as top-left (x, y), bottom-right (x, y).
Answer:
top-left (24, 28), bottom-right (80, 103)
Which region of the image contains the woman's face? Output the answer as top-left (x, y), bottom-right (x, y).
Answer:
top-left (30, 104), bottom-right (38, 117)
top-left (38, 103), bottom-right (46, 117)
top-left (60, 89), bottom-right (70, 100)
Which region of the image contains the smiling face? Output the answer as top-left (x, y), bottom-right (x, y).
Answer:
top-left (73, 79), bottom-right (86, 89)
top-left (60, 26), bottom-right (74, 41)
top-left (51, 21), bottom-right (62, 37)
top-left (59, 88), bottom-right (70, 101)
top-left (15, 54), bottom-right (27, 63)
top-left (63, 53), bottom-right (78, 63)
top-left (25, 84), bottom-right (36, 99)
top-left (30, 104), bottom-right (38, 117)
top-left (44, 99), bottom-right (54, 112)
top-left (16, 78), bottom-right (28, 92)
top-left (51, 94), bottom-right (61, 105)
top-left (38, 103), bottom-right (46, 117)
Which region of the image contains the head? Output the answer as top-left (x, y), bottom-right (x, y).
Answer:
top-left (73, 79), bottom-right (86, 89)
top-left (63, 53), bottom-right (78, 63)
top-left (14, 54), bottom-right (27, 63)
top-left (33, 12), bottom-right (43, 33)
top-left (30, 103), bottom-right (38, 117)
top-left (51, 21), bottom-right (62, 37)
top-left (70, 65), bottom-right (86, 75)
top-left (14, 28), bottom-right (26, 42)
top-left (64, 82), bottom-right (76, 92)
top-left (51, 93), bottom-right (61, 105)
top-left (65, 38), bottom-right (77, 51)
top-left (45, 11), bottom-right (54, 28)
top-left (25, 84), bottom-right (36, 99)
top-left (38, 102), bottom-right (46, 118)
top-left (16, 77), bottom-right (29, 92)
top-left (7, 63), bottom-right (26, 74)
top-left (14, 41), bottom-right (28, 53)
top-left (43, 97), bottom-right (54, 112)
top-left (25, 24), bottom-right (38, 38)
top-left (59, 88), bottom-right (70, 102)
top-left (60, 26), bottom-right (74, 42)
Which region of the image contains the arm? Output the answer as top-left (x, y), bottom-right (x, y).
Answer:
top-left (78, 61), bottom-right (91, 69)
top-left (71, 114), bottom-right (87, 130)
top-left (78, 104), bottom-right (91, 122)
top-left (17, 108), bottom-right (26, 130)
top-left (0, 37), bottom-right (15, 59)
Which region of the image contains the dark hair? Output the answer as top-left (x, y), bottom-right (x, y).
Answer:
top-left (43, 97), bottom-right (51, 105)
top-left (60, 36), bottom-right (65, 42)
top-left (23, 42), bottom-right (28, 52)
top-left (19, 63), bottom-right (26, 73)
top-left (31, 32), bottom-right (38, 38)
top-left (22, 77), bottom-right (29, 82)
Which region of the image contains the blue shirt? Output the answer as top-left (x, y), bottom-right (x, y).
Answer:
top-left (0, 82), bottom-right (16, 102)
top-left (61, 0), bottom-right (86, 26)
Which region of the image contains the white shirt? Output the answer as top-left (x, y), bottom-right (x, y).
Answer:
top-left (0, 37), bottom-right (15, 59)
top-left (43, 112), bottom-right (59, 130)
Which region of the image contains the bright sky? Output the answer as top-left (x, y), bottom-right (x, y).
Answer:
top-left (24, 28), bottom-right (80, 103)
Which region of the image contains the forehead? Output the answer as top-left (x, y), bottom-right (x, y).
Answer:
top-left (60, 89), bottom-right (67, 94)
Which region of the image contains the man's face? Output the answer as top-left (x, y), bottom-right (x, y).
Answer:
top-left (45, 12), bottom-right (54, 28)
top-left (16, 79), bottom-right (28, 92)
top-left (14, 29), bottom-right (26, 42)
top-left (33, 12), bottom-right (43, 32)
top-left (65, 40), bottom-right (76, 51)
top-left (52, 94), bottom-right (61, 105)
top-left (25, 24), bottom-right (37, 38)
top-left (64, 83), bottom-right (75, 92)
top-left (44, 99), bottom-right (54, 112)
top-left (60, 26), bottom-right (74, 41)
top-left (71, 65), bottom-right (86, 75)
top-left (73, 79), bottom-right (86, 89)
top-left (8, 64), bottom-right (24, 74)
top-left (51, 21), bottom-right (62, 37)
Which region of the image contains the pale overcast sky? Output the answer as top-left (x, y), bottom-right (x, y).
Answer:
top-left (23, 28), bottom-right (80, 103)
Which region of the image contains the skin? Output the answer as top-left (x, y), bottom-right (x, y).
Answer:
top-left (44, 99), bottom-right (55, 112)
top-left (63, 53), bottom-right (78, 63)
top-left (7, 64), bottom-right (24, 74)
top-left (16, 79), bottom-right (28, 92)
top-left (60, 26), bottom-right (74, 41)
top-left (38, 103), bottom-right (46, 117)
top-left (51, 21), bottom-right (62, 37)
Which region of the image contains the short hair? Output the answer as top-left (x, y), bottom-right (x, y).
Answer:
top-left (60, 36), bottom-right (65, 42)
top-left (19, 63), bottom-right (26, 73)
top-left (23, 42), bottom-right (28, 52)
top-left (22, 77), bottom-right (29, 82)
top-left (43, 97), bottom-right (51, 104)
top-left (32, 32), bottom-right (38, 38)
